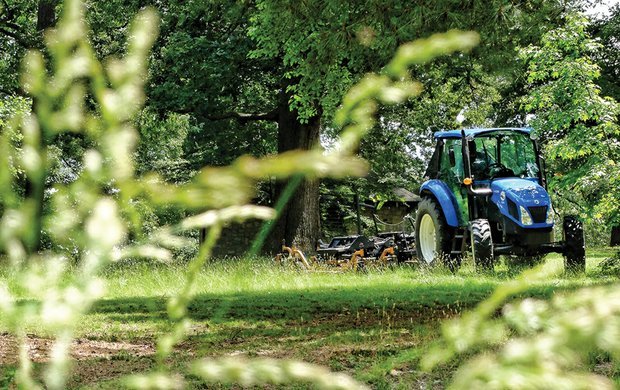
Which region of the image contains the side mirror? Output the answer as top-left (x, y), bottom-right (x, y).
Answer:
top-left (448, 147), bottom-right (456, 167)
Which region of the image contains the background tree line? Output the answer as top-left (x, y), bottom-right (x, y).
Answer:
top-left (0, 0), bottom-right (618, 253)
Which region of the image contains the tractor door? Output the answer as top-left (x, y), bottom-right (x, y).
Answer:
top-left (423, 141), bottom-right (442, 180)
top-left (438, 139), bottom-right (468, 224)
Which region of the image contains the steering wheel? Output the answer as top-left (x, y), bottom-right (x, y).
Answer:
top-left (488, 162), bottom-right (515, 179)
top-left (517, 168), bottom-right (529, 178)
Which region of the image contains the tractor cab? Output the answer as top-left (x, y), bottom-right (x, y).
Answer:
top-left (443, 130), bottom-right (541, 182)
top-left (416, 127), bottom-right (585, 272)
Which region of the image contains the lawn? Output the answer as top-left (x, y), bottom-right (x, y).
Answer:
top-left (0, 248), bottom-right (617, 389)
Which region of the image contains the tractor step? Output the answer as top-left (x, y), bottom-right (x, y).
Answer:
top-left (451, 230), bottom-right (467, 255)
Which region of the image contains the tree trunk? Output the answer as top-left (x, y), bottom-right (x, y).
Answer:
top-left (37, 0), bottom-right (57, 32)
top-left (267, 89), bottom-right (321, 254)
top-left (612, 226), bottom-right (620, 247)
top-left (23, 0), bottom-right (58, 254)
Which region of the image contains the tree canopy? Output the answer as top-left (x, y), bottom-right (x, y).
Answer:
top-left (521, 14), bottom-right (620, 226)
top-left (0, 0), bottom-right (618, 249)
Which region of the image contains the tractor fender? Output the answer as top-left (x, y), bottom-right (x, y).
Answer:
top-left (419, 180), bottom-right (461, 227)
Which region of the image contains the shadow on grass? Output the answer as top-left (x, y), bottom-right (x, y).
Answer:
top-left (90, 277), bottom-right (590, 327)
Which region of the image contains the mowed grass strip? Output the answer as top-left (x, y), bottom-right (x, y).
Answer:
top-left (0, 248), bottom-right (616, 388)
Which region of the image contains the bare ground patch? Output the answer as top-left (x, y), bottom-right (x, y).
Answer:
top-left (0, 332), bottom-right (155, 365)
top-left (0, 307), bottom-right (451, 388)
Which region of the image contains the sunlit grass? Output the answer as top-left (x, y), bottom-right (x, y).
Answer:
top-left (97, 247), bottom-right (615, 300)
top-left (1, 248), bottom-right (614, 339)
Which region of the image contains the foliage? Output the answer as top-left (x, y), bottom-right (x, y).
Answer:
top-left (0, 0), bottom-right (43, 95)
top-left (0, 1), bottom-right (481, 389)
top-left (520, 14), bottom-right (620, 225)
top-left (246, 0), bottom-right (570, 209)
top-left (319, 180), bottom-right (358, 238)
top-left (145, 0), bottom-right (279, 169)
top-left (0, 1), bottom-right (600, 215)
top-left (0, 96), bottom-right (29, 179)
top-left (422, 258), bottom-right (620, 389)
top-left (0, 95), bottom-right (30, 130)
top-left (595, 250), bottom-right (620, 276)
top-left (590, 3), bottom-right (620, 102)
top-left (248, 0), bottom-right (568, 124)
top-left (134, 108), bottom-right (194, 184)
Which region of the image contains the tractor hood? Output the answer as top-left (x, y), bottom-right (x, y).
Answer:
top-left (491, 178), bottom-right (549, 206)
top-left (490, 178), bottom-right (553, 227)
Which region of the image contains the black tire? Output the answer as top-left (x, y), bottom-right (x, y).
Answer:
top-left (415, 198), bottom-right (461, 271)
top-left (471, 219), bottom-right (494, 272)
top-left (564, 216), bottom-right (585, 273)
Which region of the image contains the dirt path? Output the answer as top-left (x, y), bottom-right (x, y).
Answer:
top-left (0, 332), bottom-right (155, 365)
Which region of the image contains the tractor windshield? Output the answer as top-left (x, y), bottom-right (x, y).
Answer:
top-left (470, 131), bottom-right (539, 180)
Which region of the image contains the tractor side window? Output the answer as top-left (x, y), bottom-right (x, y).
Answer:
top-left (424, 142), bottom-right (442, 179)
top-left (439, 139), bottom-right (463, 184)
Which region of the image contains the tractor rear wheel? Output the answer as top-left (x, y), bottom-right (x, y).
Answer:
top-left (471, 219), bottom-right (494, 272)
top-left (415, 198), bottom-right (460, 271)
top-left (564, 216), bottom-right (585, 273)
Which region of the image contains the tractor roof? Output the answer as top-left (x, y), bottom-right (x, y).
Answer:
top-left (433, 127), bottom-right (532, 139)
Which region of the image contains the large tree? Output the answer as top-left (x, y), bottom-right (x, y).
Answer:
top-left (0, 0), bottom-right (591, 253)
top-left (0, 0), bottom-right (62, 96)
top-left (246, 0), bottom-right (573, 251)
top-left (590, 3), bottom-right (620, 101)
top-left (520, 14), bottom-right (620, 227)
top-left (122, 0), bottom-right (577, 253)
top-left (0, 0), bottom-right (61, 251)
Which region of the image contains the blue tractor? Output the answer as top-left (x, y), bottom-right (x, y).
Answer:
top-left (415, 127), bottom-right (585, 272)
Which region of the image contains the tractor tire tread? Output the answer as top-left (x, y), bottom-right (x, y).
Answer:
top-left (564, 215), bottom-right (585, 273)
top-left (471, 219), bottom-right (494, 272)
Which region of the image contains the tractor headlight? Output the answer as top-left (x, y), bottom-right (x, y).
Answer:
top-left (546, 206), bottom-right (555, 224)
top-left (520, 205), bottom-right (533, 225)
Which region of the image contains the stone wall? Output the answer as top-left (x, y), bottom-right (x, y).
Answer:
top-left (212, 219), bottom-right (264, 258)
top-left (373, 203), bottom-right (414, 224)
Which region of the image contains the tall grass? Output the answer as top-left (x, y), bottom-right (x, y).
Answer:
top-left (1, 251), bottom-right (611, 344)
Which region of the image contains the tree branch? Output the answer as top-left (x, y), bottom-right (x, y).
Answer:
top-left (0, 19), bottom-right (24, 32)
top-left (553, 189), bottom-right (586, 213)
top-left (205, 110), bottom-right (279, 122)
top-left (0, 26), bottom-right (31, 48)
top-left (0, 86), bottom-right (26, 97)
top-left (0, 0), bottom-right (16, 21)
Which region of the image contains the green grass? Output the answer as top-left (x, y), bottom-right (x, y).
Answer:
top-left (0, 248), bottom-right (618, 388)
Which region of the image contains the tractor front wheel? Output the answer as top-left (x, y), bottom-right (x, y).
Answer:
top-left (415, 198), bottom-right (459, 271)
top-left (564, 216), bottom-right (585, 273)
top-left (471, 219), bottom-right (494, 272)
